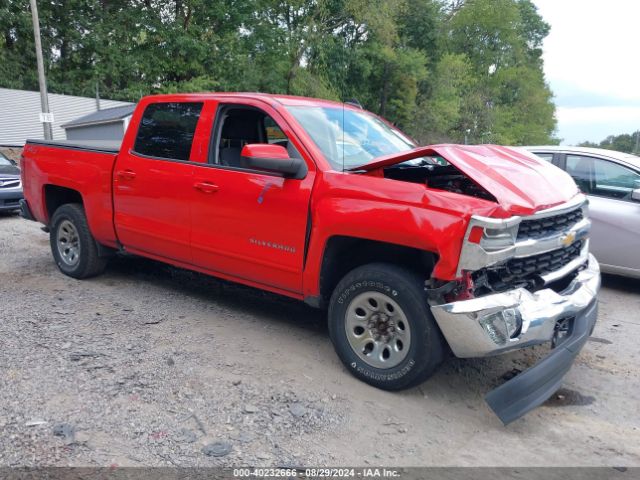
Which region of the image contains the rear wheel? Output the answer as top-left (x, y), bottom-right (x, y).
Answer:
top-left (328, 263), bottom-right (445, 390)
top-left (50, 203), bottom-right (107, 279)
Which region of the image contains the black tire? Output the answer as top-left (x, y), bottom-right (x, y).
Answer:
top-left (50, 203), bottom-right (107, 279)
top-left (328, 263), bottom-right (445, 390)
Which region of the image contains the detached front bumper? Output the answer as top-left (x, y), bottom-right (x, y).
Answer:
top-left (485, 298), bottom-right (597, 424)
top-left (430, 254), bottom-right (600, 424)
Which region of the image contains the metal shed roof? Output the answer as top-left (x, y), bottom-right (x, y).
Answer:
top-left (61, 104), bottom-right (136, 129)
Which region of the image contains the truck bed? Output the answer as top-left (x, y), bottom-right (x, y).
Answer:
top-left (26, 139), bottom-right (121, 154)
top-left (22, 138), bottom-right (121, 248)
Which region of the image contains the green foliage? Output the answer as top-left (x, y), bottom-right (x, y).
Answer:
top-left (0, 0), bottom-right (558, 145)
top-left (414, 53), bottom-right (475, 142)
top-left (416, 0), bottom-right (556, 144)
top-left (579, 132), bottom-right (640, 155)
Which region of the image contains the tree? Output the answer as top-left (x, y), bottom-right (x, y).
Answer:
top-left (437, 0), bottom-right (556, 144)
top-left (0, 0), bottom-right (559, 145)
top-left (411, 53), bottom-right (475, 143)
top-left (579, 132), bottom-right (640, 154)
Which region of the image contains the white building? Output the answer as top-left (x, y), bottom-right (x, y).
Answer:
top-left (62, 104), bottom-right (135, 141)
top-left (0, 88), bottom-right (133, 146)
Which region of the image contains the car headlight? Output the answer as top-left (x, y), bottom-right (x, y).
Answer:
top-left (467, 224), bottom-right (518, 252)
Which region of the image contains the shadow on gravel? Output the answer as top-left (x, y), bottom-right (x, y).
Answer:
top-left (543, 387), bottom-right (596, 407)
top-left (106, 254), bottom-right (552, 398)
top-left (104, 254), bottom-right (327, 331)
top-left (601, 273), bottom-right (640, 293)
top-left (101, 253), bottom-right (553, 417)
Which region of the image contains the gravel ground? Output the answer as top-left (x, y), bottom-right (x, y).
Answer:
top-left (1, 213), bottom-right (639, 467)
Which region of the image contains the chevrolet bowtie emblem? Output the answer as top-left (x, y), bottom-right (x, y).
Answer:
top-left (561, 231), bottom-right (576, 246)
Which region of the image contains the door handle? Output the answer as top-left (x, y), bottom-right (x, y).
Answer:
top-left (194, 181), bottom-right (219, 193)
top-left (116, 169), bottom-right (137, 180)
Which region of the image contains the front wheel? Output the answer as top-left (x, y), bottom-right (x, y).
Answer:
top-left (328, 263), bottom-right (445, 390)
top-left (50, 203), bottom-right (107, 279)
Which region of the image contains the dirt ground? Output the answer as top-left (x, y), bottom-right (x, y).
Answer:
top-left (1, 213), bottom-right (639, 467)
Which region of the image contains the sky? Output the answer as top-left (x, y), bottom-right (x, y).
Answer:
top-left (533, 0), bottom-right (640, 145)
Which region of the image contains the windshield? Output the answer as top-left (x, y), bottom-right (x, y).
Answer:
top-left (286, 106), bottom-right (415, 170)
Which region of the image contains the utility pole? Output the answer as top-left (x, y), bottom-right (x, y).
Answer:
top-left (30, 0), bottom-right (53, 140)
top-left (635, 129), bottom-right (640, 155)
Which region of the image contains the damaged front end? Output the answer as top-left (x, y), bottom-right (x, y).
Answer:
top-left (353, 144), bottom-right (601, 423)
top-left (457, 196), bottom-right (591, 298)
top-left (427, 195), bottom-right (600, 424)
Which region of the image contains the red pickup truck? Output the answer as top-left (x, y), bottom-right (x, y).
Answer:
top-left (20, 93), bottom-right (600, 424)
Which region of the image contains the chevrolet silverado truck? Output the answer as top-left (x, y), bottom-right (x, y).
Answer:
top-left (20, 93), bottom-right (600, 424)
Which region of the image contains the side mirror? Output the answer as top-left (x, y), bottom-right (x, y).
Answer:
top-left (632, 188), bottom-right (640, 201)
top-left (240, 144), bottom-right (305, 179)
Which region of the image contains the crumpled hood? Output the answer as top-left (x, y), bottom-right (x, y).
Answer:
top-left (349, 144), bottom-right (580, 215)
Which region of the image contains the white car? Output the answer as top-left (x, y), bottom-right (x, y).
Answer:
top-left (525, 146), bottom-right (640, 279)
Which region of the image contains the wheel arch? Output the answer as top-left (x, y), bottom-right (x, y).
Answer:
top-left (311, 235), bottom-right (438, 309)
top-left (43, 184), bottom-right (84, 223)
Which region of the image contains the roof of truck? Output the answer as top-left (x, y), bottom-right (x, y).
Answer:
top-left (142, 92), bottom-right (357, 109)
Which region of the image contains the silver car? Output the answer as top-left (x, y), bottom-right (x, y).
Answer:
top-left (0, 152), bottom-right (23, 213)
top-left (525, 146), bottom-right (640, 278)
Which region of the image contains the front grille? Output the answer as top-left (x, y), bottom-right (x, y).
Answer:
top-left (506, 241), bottom-right (583, 278)
top-left (505, 241), bottom-right (582, 278)
top-left (0, 178), bottom-right (20, 189)
top-left (517, 208), bottom-right (583, 240)
top-left (474, 241), bottom-right (584, 295)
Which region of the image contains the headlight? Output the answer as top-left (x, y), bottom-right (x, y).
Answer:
top-left (467, 224), bottom-right (518, 252)
top-left (481, 227), bottom-right (517, 251)
top-left (458, 215), bottom-right (522, 275)
top-left (479, 308), bottom-right (522, 345)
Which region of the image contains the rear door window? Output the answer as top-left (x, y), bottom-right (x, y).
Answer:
top-left (566, 154), bottom-right (640, 200)
top-left (134, 102), bottom-right (203, 161)
top-left (593, 158), bottom-right (640, 199)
